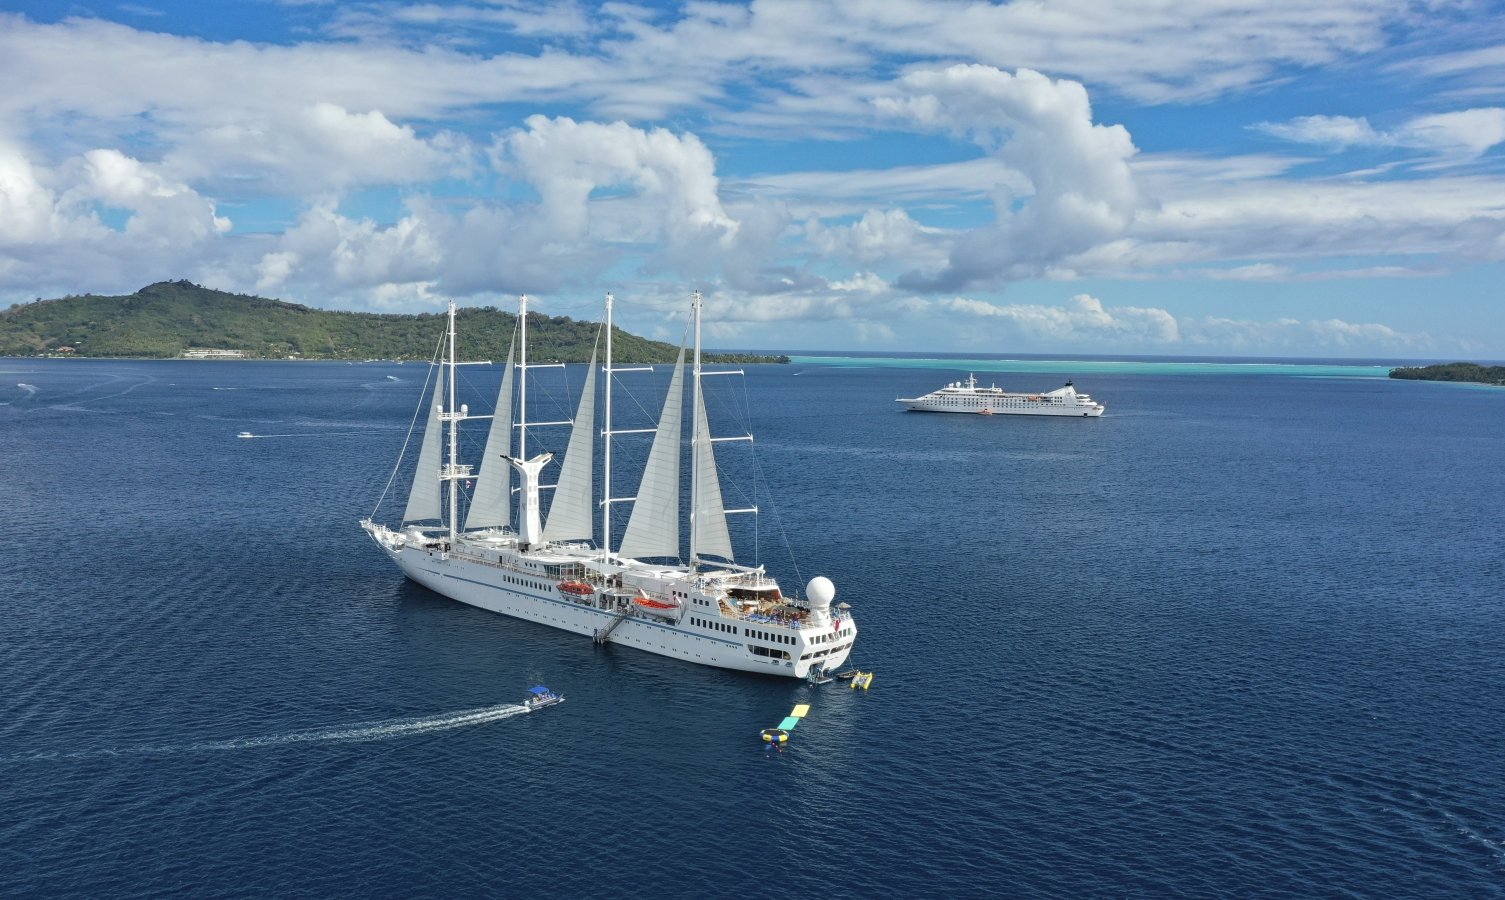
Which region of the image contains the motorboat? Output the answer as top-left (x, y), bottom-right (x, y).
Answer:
top-left (524, 685), bottom-right (564, 711)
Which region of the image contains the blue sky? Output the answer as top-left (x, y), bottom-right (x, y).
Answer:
top-left (2, 1), bottom-right (1504, 357)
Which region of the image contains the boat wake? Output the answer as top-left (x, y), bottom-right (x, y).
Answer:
top-left (6, 703), bottom-right (528, 762)
top-left (236, 431), bottom-right (374, 440)
top-left (0, 383), bottom-right (39, 405)
top-left (48, 373), bottom-right (157, 410)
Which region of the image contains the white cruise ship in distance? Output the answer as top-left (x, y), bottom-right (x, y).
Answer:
top-left (898, 373), bottom-right (1105, 417)
top-left (360, 292), bottom-right (856, 680)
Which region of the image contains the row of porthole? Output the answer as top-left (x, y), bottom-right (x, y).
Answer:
top-left (497, 573), bottom-right (552, 593)
top-left (611, 627), bottom-right (729, 657)
top-left (690, 616), bottom-right (736, 634)
top-left (508, 600), bottom-right (750, 661)
top-left (592, 624), bottom-right (787, 667)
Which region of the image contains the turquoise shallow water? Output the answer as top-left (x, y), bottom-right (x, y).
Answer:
top-left (789, 354), bottom-right (1396, 378)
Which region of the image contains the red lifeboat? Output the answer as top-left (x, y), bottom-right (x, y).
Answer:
top-left (557, 580), bottom-right (595, 597)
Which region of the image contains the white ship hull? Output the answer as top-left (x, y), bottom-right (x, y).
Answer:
top-left (899, 397), bottom-right (1102, 416)
top-left (898, 375), bottom-right (1104, 417)
top-left (379, 538), bottom-right (854, 679)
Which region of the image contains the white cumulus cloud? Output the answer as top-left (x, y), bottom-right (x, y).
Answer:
top-left (0, 140), bottom-right (86, 246)
top-left (874, 65), bottom-right (1141, 292)
top-left (0, 141), bottom-right (231, 295)
top-left (939, 293), bottom-right (1180, 345)
top-left (502, 115), bottom-right (736, 246)
top-left (166, 103), bottom-right (467, 196)
top-left (232, 117), bottom-right (762, 302)
top-left (74, 149), bottom-right (231, 245)
top-left (804, 208), bottom-right (948, 269)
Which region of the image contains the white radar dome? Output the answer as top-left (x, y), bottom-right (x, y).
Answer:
top-left (806, 576), bottom-right (836, 611)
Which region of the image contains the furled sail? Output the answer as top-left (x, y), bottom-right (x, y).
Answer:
top-left (402, 378), bottom-right (444, 523)
top-left (691, 387), bottom-right (734, 562)
top-left (617, 346), bottom-right (685, 561)
top-left (541, 337), bottom-right (598, 543)
top-left (464, 333), bottom-right (516, 531)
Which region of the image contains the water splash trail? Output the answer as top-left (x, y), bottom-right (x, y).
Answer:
top-left (6, 703), bottom-right (529, 762)
top-left (48, 373), bottom-right (157, 410)
top-left (237, 431), bottom-right (374, 439)
top-left (0, 383), bottom-right (39, 405)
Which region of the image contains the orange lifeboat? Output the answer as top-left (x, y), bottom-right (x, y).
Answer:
top-left (557, 580), bottom-right (594, 597)
top-left (632, 590), bottom-right (681, 612)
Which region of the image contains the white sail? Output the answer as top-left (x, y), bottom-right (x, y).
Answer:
top-left (617, 346), bottom-right (685, 561)
top-left (692, 386), bottom-right (734, 562)
top-left (541, 339), bottom-right (598, 543)
top-left (464, 333), bottom-right (516, 531)
top-left (402, 379), bottom-right (444, 523)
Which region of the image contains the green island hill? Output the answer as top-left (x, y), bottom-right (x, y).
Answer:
top-left (1388, 362), bottom-right (1505, 386)
top-left (0, 281), bottom-right (789, 365)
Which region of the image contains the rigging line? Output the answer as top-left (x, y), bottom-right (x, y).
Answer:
top-left (368, 325), bottom-right (446, 521)
top-left (613, 377), bottom-right (660, 425)
top-left (452, 363), bottom-right (498, 459)
top-left (724, 371), bottom-right (761, 568)
top-left (703, 370), bottom-right (757, 517)
top-left (747, 434), bottom-right (804, 593)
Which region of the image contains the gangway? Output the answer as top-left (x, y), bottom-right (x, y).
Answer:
top-left (594, 607), bottom-right (633, 644)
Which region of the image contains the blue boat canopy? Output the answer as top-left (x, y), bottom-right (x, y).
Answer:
top-left (529, 685), bottom-right (551, 695)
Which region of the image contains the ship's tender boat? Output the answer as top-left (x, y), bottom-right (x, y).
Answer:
top-left (524, 685), bottom-right (564, 711)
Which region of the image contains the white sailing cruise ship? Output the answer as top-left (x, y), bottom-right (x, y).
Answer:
top-left (361, 293), bottom-right (856, 679)
top-left (898, 374), bottom-right (1105, 417)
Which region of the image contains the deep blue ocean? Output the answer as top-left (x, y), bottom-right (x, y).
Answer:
top-left (2, 355), bottom-right (1503, 898)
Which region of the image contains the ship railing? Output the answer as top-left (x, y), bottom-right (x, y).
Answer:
top-left (444, 547), bottom-right (565, 583)
top-left (720, 604), bottom-right (810, 629)
top-left (699, 567), bottom-right (772, 586)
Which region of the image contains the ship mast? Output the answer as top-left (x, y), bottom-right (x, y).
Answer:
top-left (446, 300), bottom-right (459, 544)
top-left (600, 293), bottom-right (655, 560)
top-left (505, 294), bottom-right (553, 548)
top-left (602, 292), bottom-right (614, 556)
top-left (689, 289), bottom-right (702, 570)
top-left (518, 295), bottom-right (528, 461)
